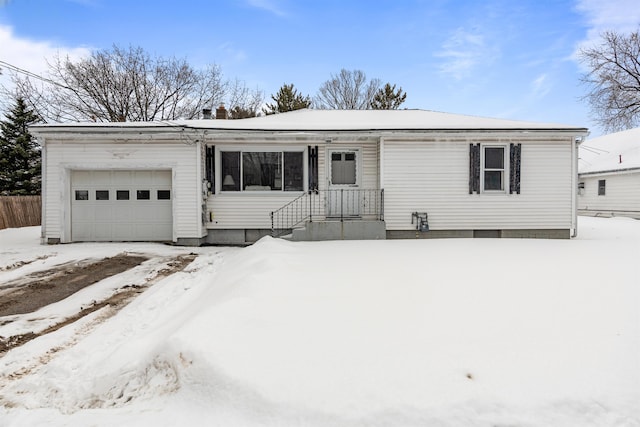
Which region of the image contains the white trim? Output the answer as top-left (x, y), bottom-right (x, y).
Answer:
top-left (480, 144), bottom-right (509, 193)
top-left (379, 137), bottom-right (385, 190)
top-left (327, 147), bottom-right (361, 188)
top-left (40, 137), bottom-right (47, 243)
top-left (215, 146), bottom-right (307, 194)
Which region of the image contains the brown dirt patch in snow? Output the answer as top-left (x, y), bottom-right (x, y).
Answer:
top-left (0, 253), bottom-right (197, 355)
top-left (0, 254), bottom-right (148, 317)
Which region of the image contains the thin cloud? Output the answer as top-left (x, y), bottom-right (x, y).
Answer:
top-left (435, 28), bottom-right (493, 80)
top-left (217, 42), bottom-right (248, 63)
top-left (246, 0), bottom-right (287, 17)
top-left (530, 73), bottom-right (550, 99)
top-left (574, 0), bottom-right (640, 48)
top-left (0, 24), bottom-right (90, 96)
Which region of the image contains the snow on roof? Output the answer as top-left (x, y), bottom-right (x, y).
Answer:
top-left (31, 109), bottom-right (587, 133)
top-left (579, 128), bottom-right (640, 174)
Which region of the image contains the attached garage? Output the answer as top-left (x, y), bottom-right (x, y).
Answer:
top-left (70, 170), bottom-right (173, 242)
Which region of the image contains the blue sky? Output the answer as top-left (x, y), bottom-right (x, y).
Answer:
top-left (1, 0), bottom-right (639, 137)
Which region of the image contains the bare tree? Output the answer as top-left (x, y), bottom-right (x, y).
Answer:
top-left (7, 45), bottom-right (227, 122)
top-left (315, 69), bottom-right (381, 109)
top-left (226, 78), bottom-right (264, 119)
top-left (579, 29), bottom-right (640, 132)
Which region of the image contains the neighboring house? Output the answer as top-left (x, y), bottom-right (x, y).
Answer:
top-left (31, 108), bottom-right (588, 245)
top-left (578, 128), bottom-right (640, 219)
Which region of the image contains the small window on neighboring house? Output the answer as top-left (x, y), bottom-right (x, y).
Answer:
top-left (157, 190), bottom-right (171, 200)
top-left (75, 190), bottom-right (88, 200)
top-left (96, 190), bottom-right (109, 200)
top-left (578, 182), bottom-right (585, 196)
top-left (598, 180), bottom-right (606, 196)
top-left (137, 190), bottom-right (150, 200)
top-left (117, 190), bottom-right (130, 200)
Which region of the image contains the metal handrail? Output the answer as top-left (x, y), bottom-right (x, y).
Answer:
top-left (271, 189), bottom-right (384, 237)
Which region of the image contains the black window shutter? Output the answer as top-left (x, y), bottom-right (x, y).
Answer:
top-left (469, 143), bottom-right (480, 194)
top-left (509, 143), bottom-right (521, 194)
top-left (206, 145), bottom-right (215, 194)
top-left (308, 145), bottom-right (318, 191)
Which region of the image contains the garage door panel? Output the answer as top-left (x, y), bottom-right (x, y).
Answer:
top-left (112, 224), bottom-right (134, 240)
top-left (71, 170), bottom-right (173, 242)
top-left (113, 171), bottom-right (134, 185)
top-left (93, 224), bottom-right (113, 240)
top-left (92, 171), bottom-right (112, 185)
top-left (94, 205), bottom-right (114, 221)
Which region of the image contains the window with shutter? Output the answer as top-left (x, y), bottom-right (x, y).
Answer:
top-left (205, 146), bottom-right (215, 194)
top-left (509, 143), bottom-right (521, 194)
top-left (469, 144), bottom-right (480, 194)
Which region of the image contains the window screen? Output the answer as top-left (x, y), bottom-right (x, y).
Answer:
top-left (483, 147), bottom-right (504, 191)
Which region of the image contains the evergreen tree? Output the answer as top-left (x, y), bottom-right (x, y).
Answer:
top-left (228, 105), bottom-right (258, 119)
top-left (0, 97), bottom-right (41, 195)
top-left (263, 83), bottom-right (311, 115)
top-left (370, 83), bottom-right (407, 110)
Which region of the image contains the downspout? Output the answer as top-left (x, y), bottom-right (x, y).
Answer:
top-left (39, 136), bottom-right (47, 244)
top-left (379, 136), bottom-right (385, 191)
top-left (571, 135), bottom-right (585, 237)
top-left (379, 136), bottom-right (385, 221)
top-left (196, 140), bottom-right (205, 242)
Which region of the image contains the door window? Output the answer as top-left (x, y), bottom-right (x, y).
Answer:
top-left (331, 152), bottom-right (357, 185)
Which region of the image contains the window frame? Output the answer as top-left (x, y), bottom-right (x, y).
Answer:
top-left (598, 179), bottom-right (606, 196)
top-left (480, 144), bottom-right (508, 193)
top-left (329, 149), bottom-right (359, 187)
top-left (578, 182), bottom-right (585, 196)
top-left (218, 147), bottom-right (306, 193)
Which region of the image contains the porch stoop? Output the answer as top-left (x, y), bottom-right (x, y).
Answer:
top-left (290, 220), bottom-right (386, 241)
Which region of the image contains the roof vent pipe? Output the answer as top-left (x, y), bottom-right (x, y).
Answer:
top-left (202, 108), bottom-right (212, 119)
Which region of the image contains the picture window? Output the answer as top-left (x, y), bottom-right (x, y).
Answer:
top-left (221, 150), bottom-right (304, 192)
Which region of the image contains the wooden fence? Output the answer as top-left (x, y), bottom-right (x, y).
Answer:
top-left (0, 196), bottom-right (42, 230)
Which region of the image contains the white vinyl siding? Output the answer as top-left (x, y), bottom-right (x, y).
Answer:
top-left (42, 141), bottom-right (202, 243)
top-left (206, 141), bottom-right (379, 229)
top-left (578, 171), bottom-right (640, 217)
top-left (383, 138), bottom-right (574, 231)
top-left (208, 144), bottom-right (310, 229)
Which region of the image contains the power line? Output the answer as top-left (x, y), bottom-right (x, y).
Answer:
top-left (0, 59), bottom-right (71, 89)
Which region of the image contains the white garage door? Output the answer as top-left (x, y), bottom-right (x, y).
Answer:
top-left (71, 170), bottom-right (172, 242)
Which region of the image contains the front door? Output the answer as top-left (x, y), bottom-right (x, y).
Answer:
top-left (327, 149), bottom-right (360, 218)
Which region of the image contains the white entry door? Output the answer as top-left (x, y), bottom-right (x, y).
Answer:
top-left (71, 170), bottom-right (172, 241)
top-left (327, 150), bottom-right (360, 218)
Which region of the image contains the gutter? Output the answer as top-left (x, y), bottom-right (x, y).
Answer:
top-left (579, 166), bottom-right (640, 176)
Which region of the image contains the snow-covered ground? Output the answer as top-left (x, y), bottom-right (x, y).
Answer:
top-left (1, 217), bottom-right (639, 426)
